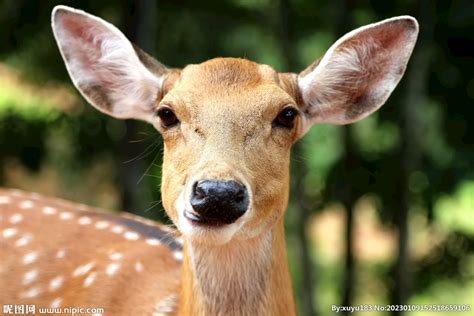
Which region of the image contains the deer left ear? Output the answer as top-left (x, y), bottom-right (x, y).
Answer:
top-left (297, 16), bottom-right (418, 132)
top-left (51, 5), bottom-right (170, 123)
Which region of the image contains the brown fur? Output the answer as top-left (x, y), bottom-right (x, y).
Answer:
top-left (3, 8), bottom-right (418, 315)
top-left (157, 58), bottom-right (299, 315)
top-left (0, 189), bottom-right (181, 315)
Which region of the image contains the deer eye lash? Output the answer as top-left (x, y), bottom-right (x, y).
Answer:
top-left (156, 107), bottom-right (180, 128)
top-left (272, 106), bottom-right (299, 129)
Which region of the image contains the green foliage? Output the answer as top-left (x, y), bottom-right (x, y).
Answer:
top-left (223, 24), bottom-right (285, 68)
top-left (300, 124), bottom-right (342, 193)
top-left (297, 31), bottom-right (334, 65)
top-left (0, 0), bottom-right (472, 314)
top-left (352, 114), bottom-right (400, 159)
top-left (0, 81), bottom-right (59, 121)
top-left (435, 181), bottom-right (474, 236)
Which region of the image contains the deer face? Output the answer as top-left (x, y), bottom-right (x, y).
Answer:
top-left (157, 59), bottom-right (300, 244)
top-left (52, 6), bottom-right (418, 245)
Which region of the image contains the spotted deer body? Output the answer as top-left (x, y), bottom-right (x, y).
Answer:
top-left (0, 189), bottom-right (182, 315)
top-left (0, 5), bottom-right (418, 316)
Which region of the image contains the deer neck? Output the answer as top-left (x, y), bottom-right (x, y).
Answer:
top-left (178, 218), bottom-right (296, 316)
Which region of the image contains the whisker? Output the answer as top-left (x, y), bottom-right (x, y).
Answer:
top-left (143, 200), bottom-right (163, 213)
top-left (142, 173), bottom-right (161, 179)
top-left (137, 152), bottom-right (162, 185)
top-left (128, 138), bottom-right (150, 143)
top-left (124, 140), bottom-right (160, 164)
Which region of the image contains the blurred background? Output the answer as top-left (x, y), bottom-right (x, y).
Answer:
top-left (0, 0), bottom-right (472, 315)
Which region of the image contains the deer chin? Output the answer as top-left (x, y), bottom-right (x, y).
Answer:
top-left (175, 190), bottom-right (247, 246)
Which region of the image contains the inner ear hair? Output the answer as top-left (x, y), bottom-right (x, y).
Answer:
top-left (297, 16), bottom-right (419, 127)
top-left (52, 6), bottom-right (170, 122)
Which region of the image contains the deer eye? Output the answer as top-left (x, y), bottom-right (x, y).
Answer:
top-left (157, 107), bottom-right (179, 128)
top-left (273, 106), bottom-right (298, 129)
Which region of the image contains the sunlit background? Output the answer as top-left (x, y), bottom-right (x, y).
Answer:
top-left (0, 1), bottom-right (472, 315)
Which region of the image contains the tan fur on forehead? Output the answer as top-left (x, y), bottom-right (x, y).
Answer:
top-left (164, 58), bottom-right (296, 122)
top-left (180, 58), bottom-right (279, 90)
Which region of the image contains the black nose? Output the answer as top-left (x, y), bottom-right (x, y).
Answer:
top-left (188, 180), bottom-right (249, 225)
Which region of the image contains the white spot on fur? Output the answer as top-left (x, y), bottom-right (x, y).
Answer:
top-left (9, 213), bottom-right (24, 224)
top-left (56, 249), bottom-right (66, 259)
top-left (153, 294), bottom-right (177, 316)
top-left (19, 200), bottom-right (34, 209)
top-left (105, 262), bottom-right (120, 276)
top-left (146, 238), bottom-right (161, 246)
top-left (30, 192), bottom-right (40, 199)
top-left (124, 231), bottom-right (139, 241)
top-left (22, 251), bottom-right (39, 265)
top-left (50, 297), bottom-right (62, 308)
top-left (10, 189), bottom-right (23, 196)
top-left (15, 233), bottom-right (33, 247)
top-left (173, 251), bottom-right (183, 261)
top-left (95, 221), bottom-right (110, 229)
top-left (111, 225), bottom-right (124, 234)
top-left (0, 195), bottom-right (11, 204)
top-left (109, 252), bottom-right (123, 261)
top-left (134, 261), bottom-right (144, 272)
top-left (2, 227), bottom-right (18, 239)
top-left (59, 212), bottom-right (73, 220)
top-left (83, 272), bottom-right (97, 287)
top-left (23, 269), bottom-right (39, 285)
top-left (78, 216), bottom-right (92, 225)
top-left (42, 206), bottom-right (57, 215)
top-left (49, 276), bottom-right (64, 292)
top-left (77, 204), bottom-right (88, 211)
top-left (73, 262), bottom-right (95, 277)
top-left (20, 286), bottom-right (42, 298)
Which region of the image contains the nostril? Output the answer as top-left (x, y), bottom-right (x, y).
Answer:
top-left (234, 188), bottom-right (245, 203)
top-left (193, 181), bottom-right (206, 199)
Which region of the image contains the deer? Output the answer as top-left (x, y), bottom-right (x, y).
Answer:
top-left (0, 5), bottom-right (418, 316)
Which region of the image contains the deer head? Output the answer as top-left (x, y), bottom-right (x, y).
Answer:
top-left (52, 6), bottom-right (418, 250)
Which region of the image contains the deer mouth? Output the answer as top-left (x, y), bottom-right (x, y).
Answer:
top-left (183, 210), bottom-right (227, 227)
top-left (175, 189), bottom-right (247, 245)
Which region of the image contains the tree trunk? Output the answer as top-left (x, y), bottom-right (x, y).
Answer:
top-left (277, 0), bottom-right (317, 315)
top-left (333, 1), bottom-right (356, 313)
top-left (340, 126), bottom-right (357, 313)
top-left (292, 144), bottom-right (318, 316)
top-left (391, 1), bottom-right (432, 313)
top-left (117, 0), bottom-right (158, 213)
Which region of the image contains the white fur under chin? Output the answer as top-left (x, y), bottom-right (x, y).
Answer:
top-left (175, 187), bottom-right (275, 314)
top-left (187, 230), bottom-right (273, 315)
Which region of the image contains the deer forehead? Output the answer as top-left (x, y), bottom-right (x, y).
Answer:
top-left (181, 58), bottom-right (278, 87)
top-left (164, 58), bottom-right (295, 123)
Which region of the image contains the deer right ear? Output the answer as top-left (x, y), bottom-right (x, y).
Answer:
top-left (296, 16), bottom-right (418, 133)
top-left (52, 5), bottom-right (169, 123)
